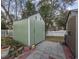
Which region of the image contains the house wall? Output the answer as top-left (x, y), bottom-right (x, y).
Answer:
top-left (66, 11), bottom-right (77, 57)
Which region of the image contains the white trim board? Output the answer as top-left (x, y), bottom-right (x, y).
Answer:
top-left (28, 18), bottom-right (30, 46)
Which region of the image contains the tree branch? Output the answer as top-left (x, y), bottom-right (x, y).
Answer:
top-left (1, 4), bottom-right (13, 23)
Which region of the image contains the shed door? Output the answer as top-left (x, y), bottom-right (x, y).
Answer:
top-left (35, 17), bottom-right (45, 44)
top-left (30, 16), bottom-right (45, 45)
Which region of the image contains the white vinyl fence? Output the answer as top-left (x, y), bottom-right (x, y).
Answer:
top-left (1, 30), bottom-right (13, 37)
top-left (46, 30), bottom-right (67, 36)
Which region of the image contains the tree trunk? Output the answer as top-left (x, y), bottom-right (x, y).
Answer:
top-left (1, 4), bottom-right (13, 23)
top-left (15, 0), bottom-right (18, 21)
top-left (64, 11), bottom-right (71, 30)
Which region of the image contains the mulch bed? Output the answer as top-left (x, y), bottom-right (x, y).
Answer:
top-left (63, 45), bottom-right (74, 59)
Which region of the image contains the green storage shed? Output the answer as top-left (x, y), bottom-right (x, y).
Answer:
top-left (13, 13), bottom-right (45, 46)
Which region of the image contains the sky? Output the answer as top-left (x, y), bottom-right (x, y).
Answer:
top-left (1, 0), bottom-right (78, 19)
top-left (32, 0), bottom-right (78, 11)
top-left (66, 0), bottom-right (78, 10)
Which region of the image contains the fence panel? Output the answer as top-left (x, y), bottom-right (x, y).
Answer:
top-left (1, 30), bottom-right (13, 37)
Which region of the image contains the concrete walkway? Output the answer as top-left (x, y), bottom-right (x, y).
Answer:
top-left (15, 41), bottom-right (74, 59)
top-left (27, 41), bottom-right (66, 59)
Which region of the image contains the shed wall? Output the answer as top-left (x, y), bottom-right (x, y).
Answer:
top-left (13, 19), bottom-right (28, 45)
top-left (13, 13), bottom-right (45, 46)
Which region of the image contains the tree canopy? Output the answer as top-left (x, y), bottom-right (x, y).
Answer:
top-left (21, 1), bottom-right (36, 19)
top-left (1, 0), bottom-right (76, 30)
